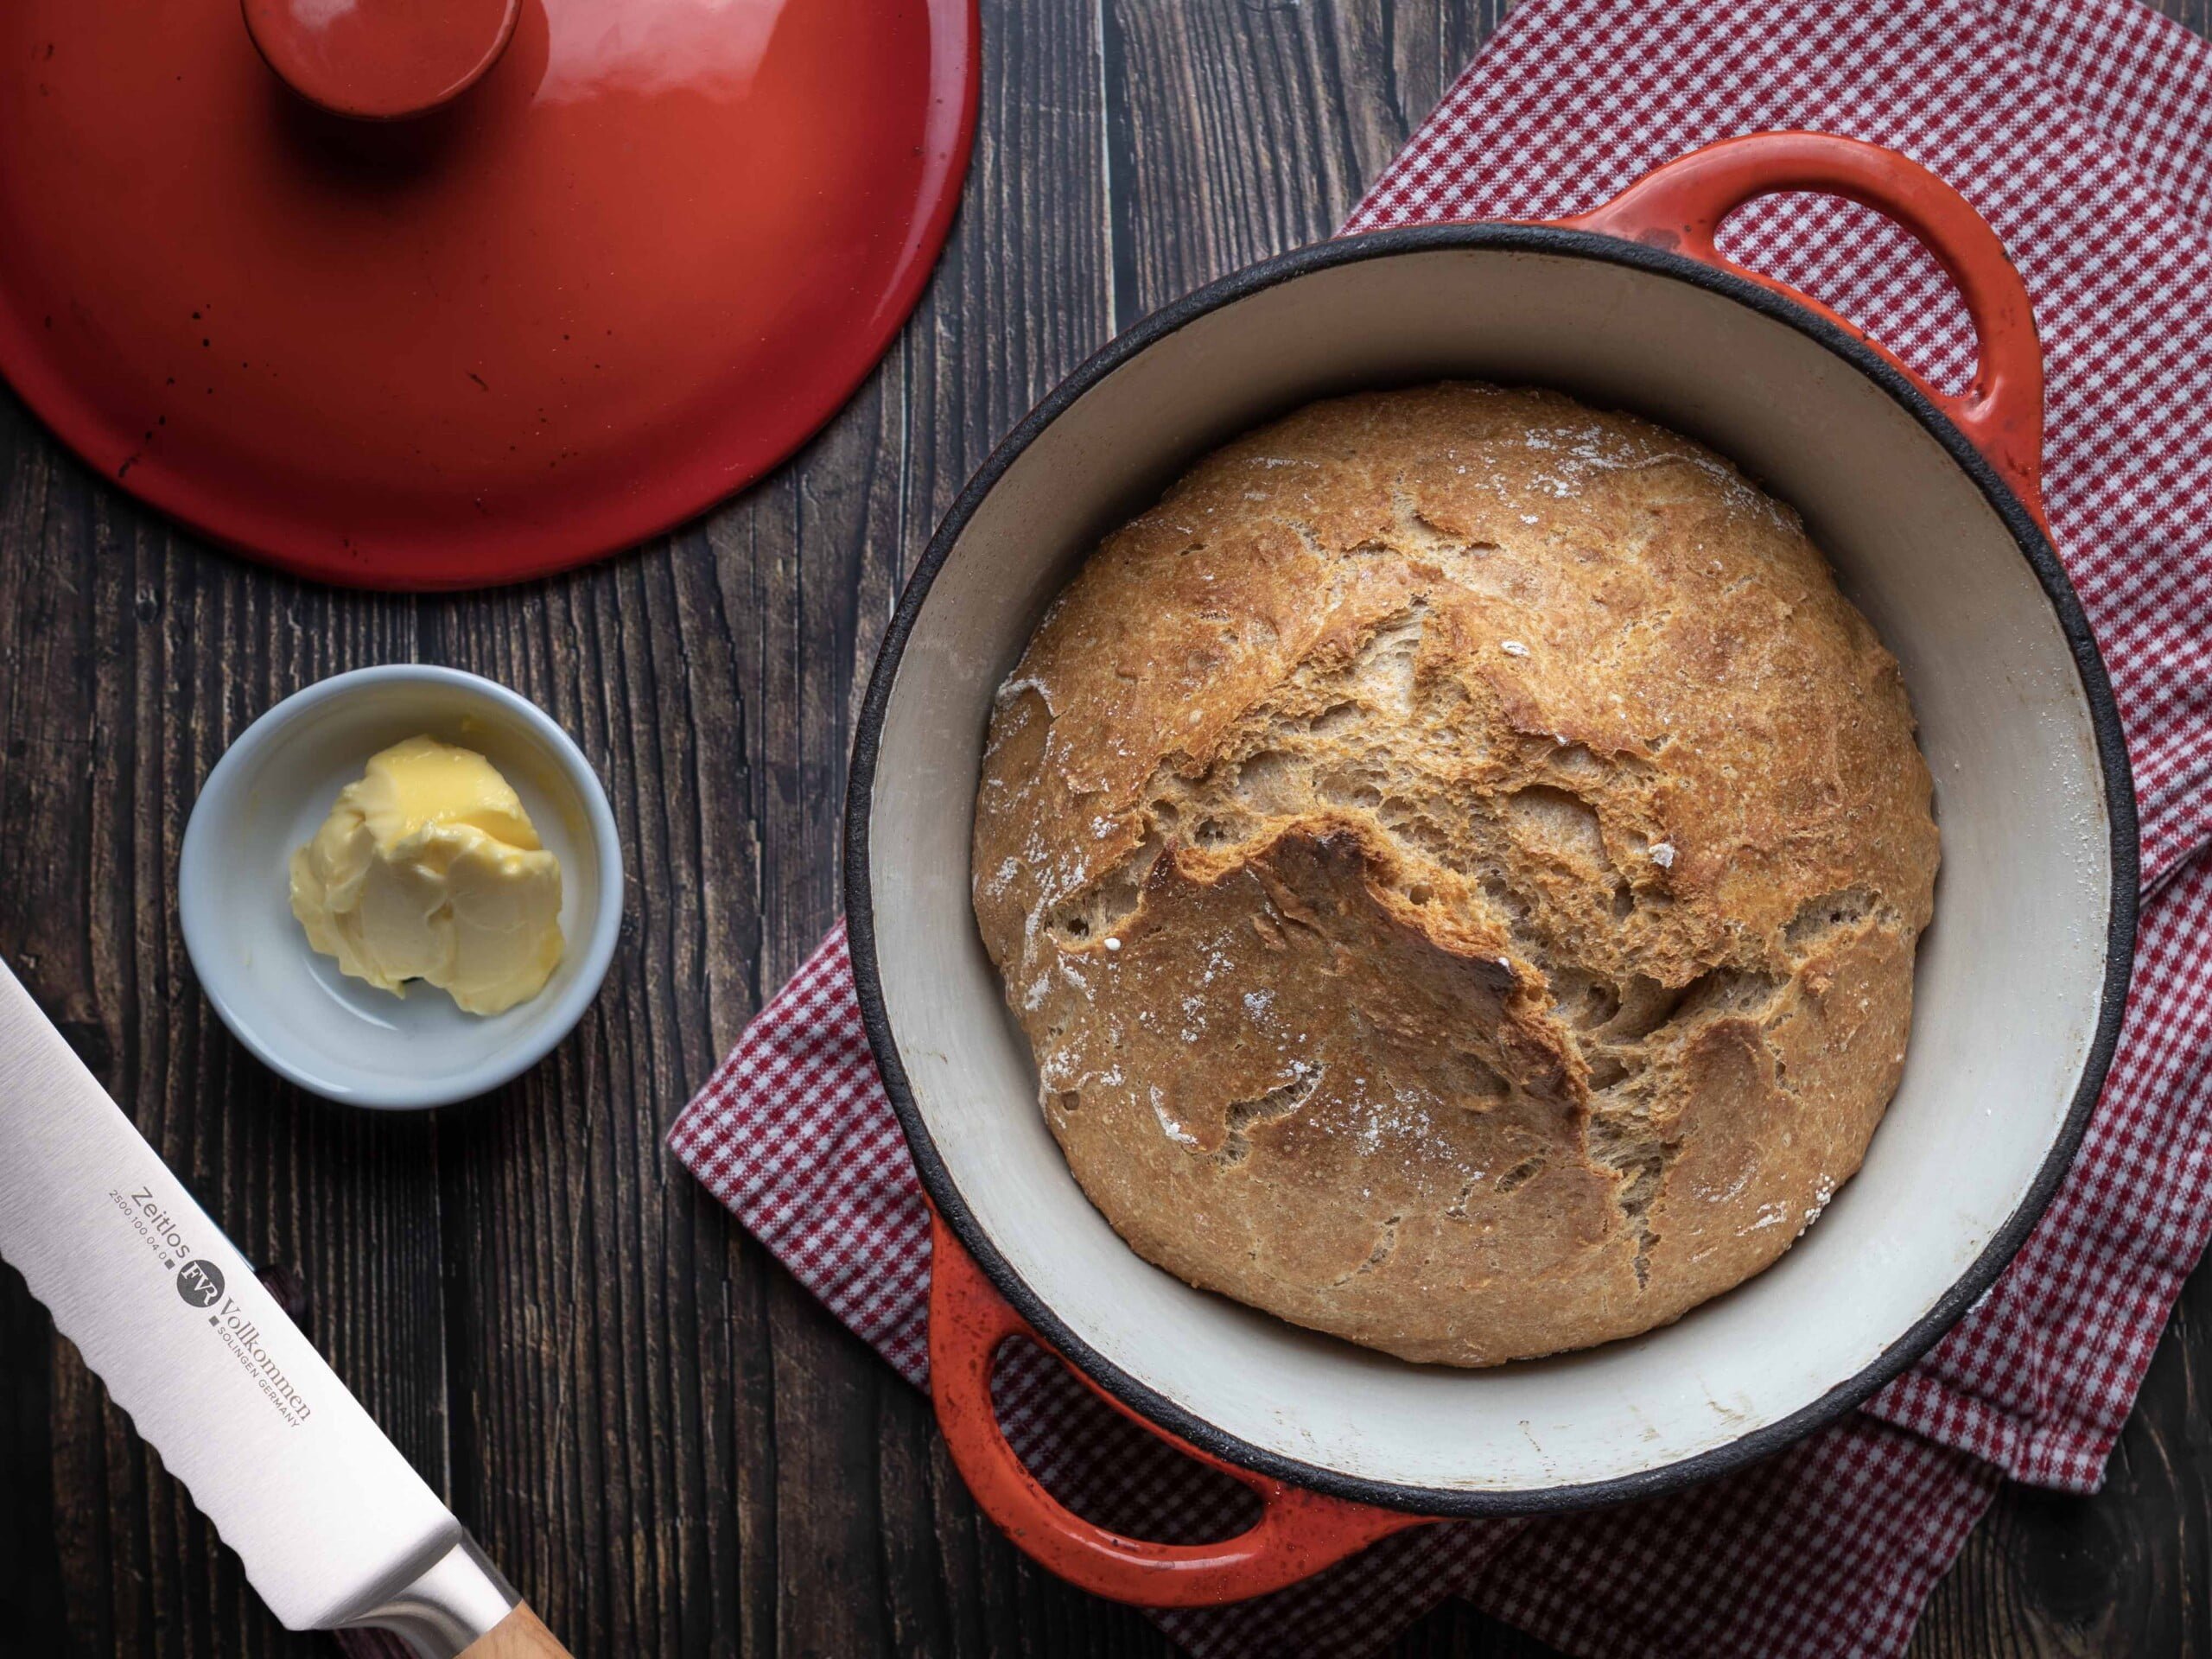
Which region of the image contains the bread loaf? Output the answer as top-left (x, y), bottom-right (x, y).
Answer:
top-left (971, 384), bottom-right (1937, 1365)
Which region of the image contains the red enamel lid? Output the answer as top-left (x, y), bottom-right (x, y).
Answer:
top-left (0, 0), bottom-right (978, 588)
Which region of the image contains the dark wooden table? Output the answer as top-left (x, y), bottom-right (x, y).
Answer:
top-left (4, 3), bottom-right (2210, 1655)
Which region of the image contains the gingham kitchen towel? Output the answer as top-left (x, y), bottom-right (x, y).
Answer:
top-left (671, 2), bottom-right (2212, 1653)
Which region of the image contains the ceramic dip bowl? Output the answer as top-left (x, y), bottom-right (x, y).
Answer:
top-left (180, 664), bottom-right (623, 1110)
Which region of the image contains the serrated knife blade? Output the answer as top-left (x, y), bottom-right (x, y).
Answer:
top-left (0, 957), bottom-right (567, 1658)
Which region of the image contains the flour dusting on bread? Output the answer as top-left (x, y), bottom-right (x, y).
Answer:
top-left (972, 384), bottom-right (1937, 1367)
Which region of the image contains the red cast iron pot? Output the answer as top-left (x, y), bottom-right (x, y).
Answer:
top-left (847, 133), bottom-right (2136, 1605)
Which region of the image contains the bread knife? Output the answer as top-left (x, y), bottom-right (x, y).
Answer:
top-left (0, 957), bottom-right (569, 1658)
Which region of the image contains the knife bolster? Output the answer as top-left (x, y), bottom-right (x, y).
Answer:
top-left (340, 1535), bottom-right (523, 1659)
top-left (457, 1605), bottom-right (570, 1657)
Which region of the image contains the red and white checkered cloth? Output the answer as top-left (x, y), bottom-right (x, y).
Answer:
top-left (671, 2), bottom-right (2212, 1652)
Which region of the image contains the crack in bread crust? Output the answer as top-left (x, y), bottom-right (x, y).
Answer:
top-left (972, 383), bottom-right (1938, 1366)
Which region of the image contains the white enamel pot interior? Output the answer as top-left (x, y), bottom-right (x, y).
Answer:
top-left (849, 215), bottom-right (2135, 1516)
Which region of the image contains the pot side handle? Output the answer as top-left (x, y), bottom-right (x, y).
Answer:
top-left (1559, 131), bottom-right (2045, 516)
top-left (926, 1207), bottom-right (1431, 1607)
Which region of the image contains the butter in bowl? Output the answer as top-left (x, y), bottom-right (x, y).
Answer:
top-left (180, 666), bottom-right (624, 1109)
top-left (289, 734), bottom-right (567, 1017)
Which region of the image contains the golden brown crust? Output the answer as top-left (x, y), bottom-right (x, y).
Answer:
top-left (972, 384), bottom-right (1937, 1365)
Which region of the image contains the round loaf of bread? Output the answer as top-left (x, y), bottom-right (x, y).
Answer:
top-left (971, 384), bottom-right (1937, 1366)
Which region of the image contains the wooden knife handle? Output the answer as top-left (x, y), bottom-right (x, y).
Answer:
top-left (457, 1605), bottom-right (571, 1658)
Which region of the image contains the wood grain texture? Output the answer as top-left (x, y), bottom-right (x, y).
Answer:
top-left (458, 1606), bottom-right (572, 1659)
top-left (0, 3), bottom-right (2208, 1657)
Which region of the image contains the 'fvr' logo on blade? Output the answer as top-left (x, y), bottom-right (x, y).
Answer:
top-left (175, 1259), bottom-right (225, 1309)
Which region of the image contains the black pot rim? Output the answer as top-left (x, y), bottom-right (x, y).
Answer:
top-left (843, 221), bottom-right (2141, 1520)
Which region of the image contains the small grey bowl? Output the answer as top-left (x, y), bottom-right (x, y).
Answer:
top-left (180, 664), bottom-right (623, 1109)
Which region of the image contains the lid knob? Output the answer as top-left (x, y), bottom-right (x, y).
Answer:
top-left (243, 0), bottom-right (521, 121)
